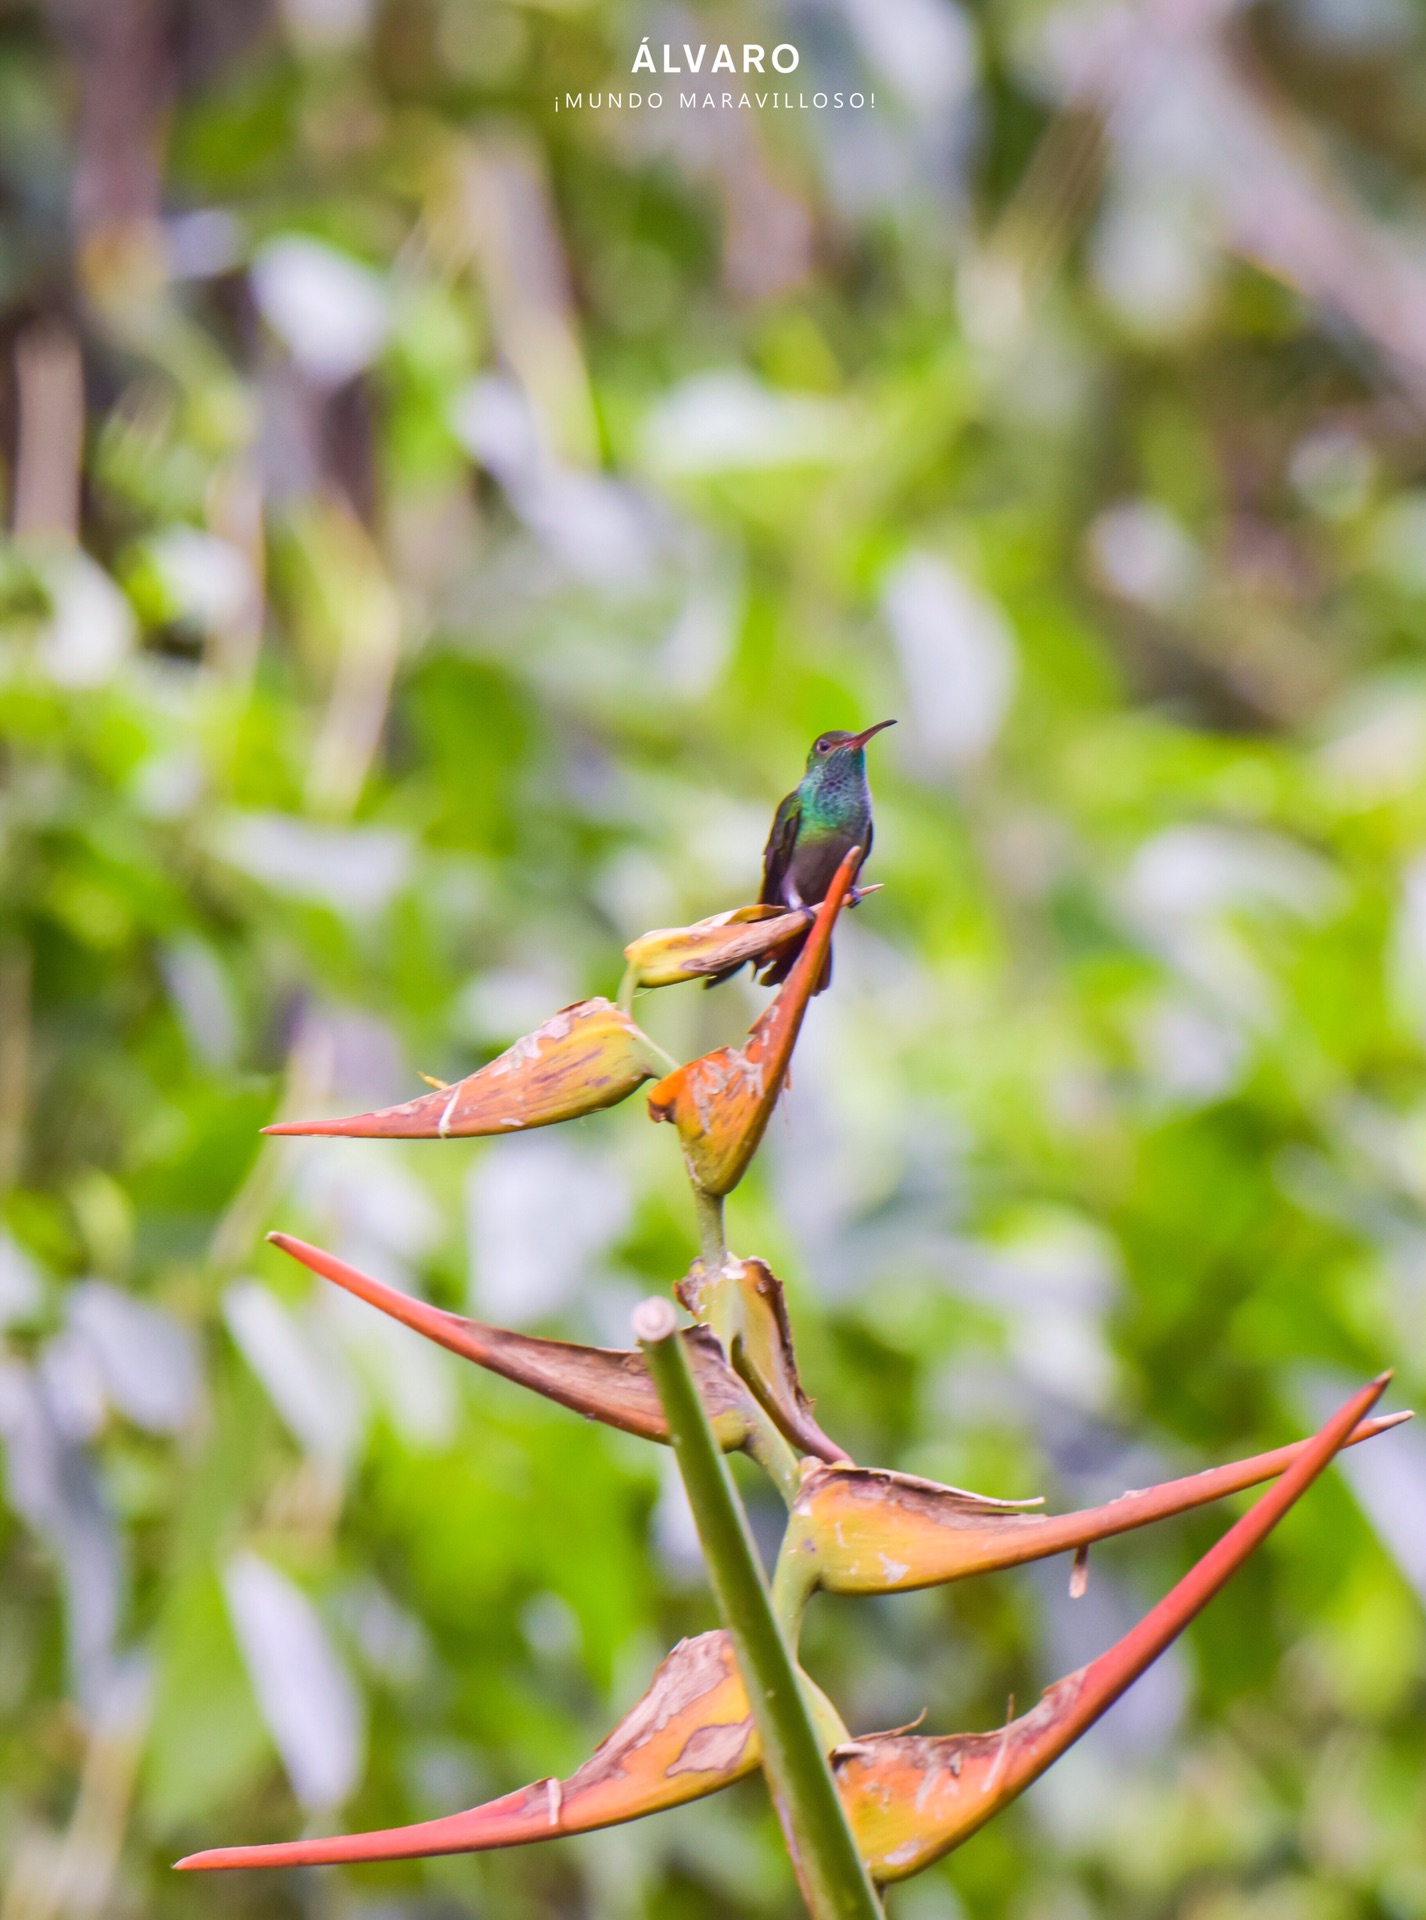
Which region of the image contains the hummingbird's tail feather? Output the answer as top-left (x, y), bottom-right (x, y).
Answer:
top-left (759, 934), bottom-right (832, 994)
top-left (703, 959), bottom-right (747, 989)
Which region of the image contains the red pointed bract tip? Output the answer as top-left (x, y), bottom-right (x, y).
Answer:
top-left (266, 1233), bottom-right (759, 1448)
top-left (781, 1407), bottom-right (1409, 1601)
top-left (176, 1631), bottom-right (757, 1871)
top-left (647, 845), bottom-right (860, 1196)
top-left (835, 1375), bottom-right (1392, 1882)
top-left (262, 998), bottom-right (663, 1139)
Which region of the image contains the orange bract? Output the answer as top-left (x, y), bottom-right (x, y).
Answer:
top-left (264, 998), bottom-right (663, 1138)
top-left (775, 1409), bottom-right (1411, 1610)
top-left (646, 846), bottom-right (860, 1195)
top-left (178, 1631), bottom-right (759, 1871)
top-left (835, 1374), bottom-right (1390, 1881)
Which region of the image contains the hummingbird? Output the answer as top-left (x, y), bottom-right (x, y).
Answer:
top-left (713, 719), bottom-right (896, 993)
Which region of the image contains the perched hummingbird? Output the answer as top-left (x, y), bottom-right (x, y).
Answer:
top-left (713, 719), bottom-right (896, 993)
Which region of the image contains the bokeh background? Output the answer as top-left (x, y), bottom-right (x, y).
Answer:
top-left (2, 0), bottom-right (1426, 1914)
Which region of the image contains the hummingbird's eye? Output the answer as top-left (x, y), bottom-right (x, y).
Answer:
top-left (815, 737), bottom-right (830, 754)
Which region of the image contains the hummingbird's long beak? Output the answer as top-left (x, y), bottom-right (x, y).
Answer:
top-left (847, 718), bottom-right (897, 749)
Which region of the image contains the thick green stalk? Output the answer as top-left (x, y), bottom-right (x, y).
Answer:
top-left (692, 1186), bottom-right (728, 1267)
top-left (634, 1298), bottom-right (884, 1920)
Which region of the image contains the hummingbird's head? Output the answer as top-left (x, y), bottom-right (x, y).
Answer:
top-left (804, 719), bottom-right (896, 776)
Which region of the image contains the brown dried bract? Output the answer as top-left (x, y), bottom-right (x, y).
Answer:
top-left (678, 1257), bottom-right (850, 1464)
top-left (269, 1233), bottom-right (760, 1449)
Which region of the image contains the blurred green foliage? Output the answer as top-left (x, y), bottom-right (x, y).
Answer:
top-left (1, 0), bottom-right (1425, 1915)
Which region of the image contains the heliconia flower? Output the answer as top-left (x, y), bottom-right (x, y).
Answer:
top-left (176, 1630), bottom-right (758, 1872)
top-left (624, 903), bottom-right (811, 989)
top-left (647, 847), bottom-right (860, 1196)
top-left (774, 1404), bottom-right (1411, 1617)
top-left (268, 1233), bottom-right (761, 1450)
top-left (177, 1379), bottom-right (1389, 1881)
top-left (833, 1375), bottom-right (1391, 1883)
top-left (263, 999), bottom-right (665, 1140)
top-left (677, 1257), bottom-right (850, 1465)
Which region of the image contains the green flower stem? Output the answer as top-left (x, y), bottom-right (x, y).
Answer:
top-left (692, 1186), bottom-right (728, 1268)
top-left (616, 962), bottom-right (639, 1013)
top-left (742, 1403), bottom-right (804, 1509)
top-left (771, 1534), bottom-right (818, 1642)
top-left (638, 1033), bottom-right (682, 1079)
top-left (686, 1258), bottom-right (738, 1352)
top-left (635, 1299), bottom-right (884, 1920)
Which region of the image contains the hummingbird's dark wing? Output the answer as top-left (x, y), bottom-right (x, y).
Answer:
top-left (758, 790), bottom-right (802, 907)
top-left (759, 798), bottom-right (865, 994)
top-left (704, 789), bottom-right (803, 989)
top-left (757, 789), bottom-right (838, 992)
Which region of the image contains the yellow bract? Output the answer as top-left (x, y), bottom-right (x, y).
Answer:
top-left (623, 903), bottom-right (808, 988)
